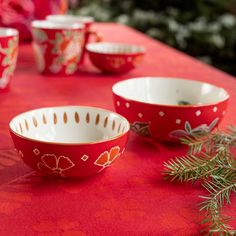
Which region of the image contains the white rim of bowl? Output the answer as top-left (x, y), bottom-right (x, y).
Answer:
top-left (31, 20), bottom-right (84, 30)
top-left (46, 14), bottom-right (94, 23)
top-left (0, 28), bottom-right (18, 37)
top-left (9, 105), bottom-right (130, 145)
top-left (86, 42), bottom-right (146, 55)
top-left (112, 77), bottom-right (230, 108)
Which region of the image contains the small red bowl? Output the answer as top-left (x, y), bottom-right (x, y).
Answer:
top-left (9, 106), bottom-right (130, 178)
top-left (112, 77), bottom-right (229, 142)
top-left (86, 42), bottom-right (145, 74)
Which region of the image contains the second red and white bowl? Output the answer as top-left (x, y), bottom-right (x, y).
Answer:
top-left (112, 77), bottom-right (229, 142)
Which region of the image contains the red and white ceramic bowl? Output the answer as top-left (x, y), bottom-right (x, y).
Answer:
top-left (112, 77), bottom-right (229, 142)
top-left (9, 106), bottom-right (130, 178)
top-left (86, 42), bottom-right (145, 74)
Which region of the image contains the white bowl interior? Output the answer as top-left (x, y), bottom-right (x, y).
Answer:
top-left (46, 14), bottom-right (94, 24)
top-left (0, 28), bottom-right (18, 37)
top-left (31, 20), bottom-right (83, 30)
top-left (112, 77), bottom-right (229, 105)
top-left (10, 106), bottom-right (129, 144)
top-left (86, 42), bottom-right (145, 55)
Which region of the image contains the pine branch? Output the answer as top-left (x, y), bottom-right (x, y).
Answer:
top-left (181, 131), bottom-right (236, 156)
top-left (163, 148), bottom-right (228, 182)
top-left (200, 177), bottom-right (236, 234)
top-left (201, 178), bottom-right (236, 209)
top-left (180, 134), bottom-right (213, 154)
top-left (163, 127), bottom-right (236, 234)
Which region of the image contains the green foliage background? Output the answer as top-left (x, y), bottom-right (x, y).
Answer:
top-left (71, 0), bottom-right (236, 76)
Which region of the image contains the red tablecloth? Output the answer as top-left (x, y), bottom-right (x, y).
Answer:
top-left (0, 23), bottom-right (236, 236)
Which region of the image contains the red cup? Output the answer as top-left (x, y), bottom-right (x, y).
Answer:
top-left (46, 15), bottom-right (102, 63)
top-left (0, 28), bottom-right (18, 91)
top-left (31, 20), bottom-right (85, 75)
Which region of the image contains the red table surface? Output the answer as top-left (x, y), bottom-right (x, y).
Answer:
top-left (0, 23), bottom-right (236, 236)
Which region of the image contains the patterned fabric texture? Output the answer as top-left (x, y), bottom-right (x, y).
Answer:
top-left (0, 23), bottom-right (236, 235)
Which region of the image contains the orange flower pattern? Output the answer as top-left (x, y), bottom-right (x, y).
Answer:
top-left (50, 31), bottom-right (84, 74)
top-left (106, 55), bottom-right (143, 69)
top-left (132, 55), bottom-right (143, 66)
top-left (0, 36), bottom-right (18, 88)
top-left (37, 154), bottom-right (75, 177)
top-left (106, 57), bottom-right (126, 68)
top-left (94, 146), bottom-right (121, 172)
top-left (27, 145), bottom-right (123, 177)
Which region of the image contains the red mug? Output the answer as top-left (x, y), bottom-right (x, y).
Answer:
top-left (46, 15), bottom-right (102, 63)
top-left (31, 20), bottom-right (86, 75)
top-left (0, 28), bottom-right (18, 91)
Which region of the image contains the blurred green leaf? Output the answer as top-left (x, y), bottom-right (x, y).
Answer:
top-left (71, 0), bottom-right (236, 75)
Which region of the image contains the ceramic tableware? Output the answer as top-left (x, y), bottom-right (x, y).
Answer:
top-left (31, 20), bottom-right (85, 75)
top-left (0, 28), bottom-right (18, 91)
top-left (86, 42), bottom-right (145, 74)
top-left (46, 14), bottom-right (94, 30)
top-left (9, 106), bottom-right (130, 178)
top-left (112, 77), bottom-right (229, 141)
top-left (46, 14), bottom-right (102, 63)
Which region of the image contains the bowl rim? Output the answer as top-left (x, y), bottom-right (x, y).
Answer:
top-left (9, 105), bottom-right (130, 145)
top-left (112, 77), bottom-right (230, 108)
top-left (86, 42), bottom-right (146, 56)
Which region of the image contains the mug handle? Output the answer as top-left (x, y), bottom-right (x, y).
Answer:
top-left (87, 30), bottom-right (103, 42)
top-left (79, 30), bottom-right (103, 64)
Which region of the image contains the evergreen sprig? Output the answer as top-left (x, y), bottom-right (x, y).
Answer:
top-left (163, 128), bottom-right (236, 234)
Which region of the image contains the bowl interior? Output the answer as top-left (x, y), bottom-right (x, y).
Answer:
top-left (10, 106), bottom-right (129, 144)
top-left (86, 42), bottom-right (145, 55)
top-left (112, 77), bottom-right (229, 106)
